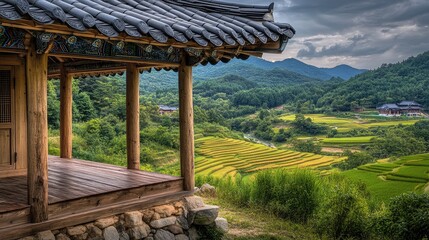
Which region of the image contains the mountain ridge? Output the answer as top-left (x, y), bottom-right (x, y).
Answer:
top-left (139, 56), bottom-right (366, 92)
top-left (193, 57), bottom-right (366, 81)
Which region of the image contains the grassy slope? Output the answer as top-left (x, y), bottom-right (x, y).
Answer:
top-left (342, 169), bottom-right (420, 202)
top-left (342, 153), bottom-right (429, 202)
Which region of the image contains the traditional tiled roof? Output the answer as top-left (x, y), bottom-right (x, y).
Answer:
top-left (159, 105), bottom-right (178, 111)
top-left (377, 104), bottom-right (400, 110)
top-left (397, 101), bottom-right (421, 107)
top-left (0, 0), bottom-right (295, 49)
top-left (377, 101), bottom-right (423, 110)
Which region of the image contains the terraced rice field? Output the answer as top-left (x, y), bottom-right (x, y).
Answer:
top-left (195, 137), bottom-right (344, 178)
top-left (343, 153), bottom-right (429, 202)
top-left (320, 136), bottom-right (375, 145)
top-left (280, 114), bottom-right (421, 132)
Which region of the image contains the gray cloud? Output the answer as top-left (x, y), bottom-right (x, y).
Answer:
top-left (297, 37), bottom-right (391, 58)
top-left (230, 0), bottom-right (429, 69)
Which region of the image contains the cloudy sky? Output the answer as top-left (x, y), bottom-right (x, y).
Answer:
top-left (233, 0), bottom-right (429, 69)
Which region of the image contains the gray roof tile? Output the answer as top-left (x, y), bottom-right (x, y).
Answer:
top-left (0, 0), bottom-right (295, 49)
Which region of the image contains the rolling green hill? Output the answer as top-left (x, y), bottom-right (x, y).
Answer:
top-left (318, 51), bottom-right (429, 111)
top-left (139, 64), bottom-right (320, 92)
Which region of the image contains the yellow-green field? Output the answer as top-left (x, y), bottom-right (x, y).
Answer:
top-left (320, 136), bottom-right (376, 145)
top-left (280, 114), bottom-right (420, 132)
top-left (195, 137), bottom-right (344, 178)
top-left (342, 153), bottom-right (429, 202)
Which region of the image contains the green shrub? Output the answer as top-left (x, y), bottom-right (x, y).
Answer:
top-left (315, 176), bottom-right (370, 239)
top-left (196, 174), bottom-right (252, 207)
top-left (217, 174), bottom-right (252, 206)
top-left (252, 169), bottom-right (320, 222)
top-left (195, 224), bottom-right (224, 240)
top-left (334, 150), bottom-right (375, 170)
top-left (369, 128), bottom-right (426, 158)
top-left (291, 139), bottom-right (322, 154)
top-left (291, 114), bottom-right (328, 135)
top-left (198, 169), bottom-right (320, 222)
top-left (377, 193), bottom-right (429, 240)
top-left (252, 170), bottom-right (277, 206)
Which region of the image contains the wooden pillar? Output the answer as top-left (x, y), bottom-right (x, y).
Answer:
top-left (26, 41), bottom-right (49, 222)
top-left (179, 56), bottom-right (195, 191)
top-left (126, 63), bottom-right (140, 170)
top-left (60, 64), bottom-right (73, 159)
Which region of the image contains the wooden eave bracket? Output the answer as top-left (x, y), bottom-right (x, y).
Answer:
top-left (34, 32), bottom-right (56, 54)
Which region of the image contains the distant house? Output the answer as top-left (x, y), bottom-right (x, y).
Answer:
top-left (159, 105), bottom-right (178, 115)
top-left (377, 101), bottom-right (424, 117)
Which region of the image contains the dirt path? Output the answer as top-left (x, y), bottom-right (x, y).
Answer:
top-left (322, 147), bottom-right (360, 153)
top-left (322, 147), bottom-right (344, 153)
top-left (204, 198), bottom-right (316, 239)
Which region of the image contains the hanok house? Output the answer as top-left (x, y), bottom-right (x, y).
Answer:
top-left (159, 105), bottom-right (178, 115)
top-left (377, 101), bottom-right (424, 117)
top-left (397, 101), bottom-right (424, 117)
top-left (0, 0), bottom-right (294, 239)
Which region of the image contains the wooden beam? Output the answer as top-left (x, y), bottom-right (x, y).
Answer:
top-left (49, 53), bottom-right (181, 67)
top-left (0, 54), bottom-right (25, 65)
top-left (0, 47), bottom-right (26, 55)
top-left (48, 63), bottom-right (176, 79)
top-left (14, 62), bottom-right (28, 171)
top-left (126, 63), bottom-right (140, 170)
top-left (60, 64), bottom-right (73, 159)
top-left (178, 55), bottom-right (195, 191)
top-left (26, 40), bottom-right (49, 223)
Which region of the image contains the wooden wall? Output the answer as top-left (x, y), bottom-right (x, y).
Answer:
top-left (0, 54), bottom-right (28, 177)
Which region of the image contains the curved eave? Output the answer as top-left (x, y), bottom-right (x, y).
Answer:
top-left (0, 0), bottom-right (295, 53)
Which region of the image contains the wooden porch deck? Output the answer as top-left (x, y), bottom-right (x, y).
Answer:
top-left (0, 156), bottom-right (187, 239)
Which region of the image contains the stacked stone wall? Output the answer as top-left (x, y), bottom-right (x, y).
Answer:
top-left (18, 196), bottom-right (227, 240)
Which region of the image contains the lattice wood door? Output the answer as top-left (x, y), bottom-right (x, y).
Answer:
top-left (0, 68), bottom-right (14, 169)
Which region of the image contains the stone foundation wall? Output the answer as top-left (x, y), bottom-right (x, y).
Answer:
top-left (18, 196), bottom-right (227, 240)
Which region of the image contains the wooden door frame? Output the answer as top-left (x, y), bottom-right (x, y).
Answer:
top-left (0, 66), bottom-right (16, 171)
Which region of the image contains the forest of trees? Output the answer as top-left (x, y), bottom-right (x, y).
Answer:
top-left (318, 51), bottom-right (429, 111)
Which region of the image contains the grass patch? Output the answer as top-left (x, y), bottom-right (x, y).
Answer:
top-left (204, 198), bottom-right (317, 240)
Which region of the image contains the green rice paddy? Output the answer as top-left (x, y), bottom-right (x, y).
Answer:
top-left (342, 153), bottom-right (429, 202)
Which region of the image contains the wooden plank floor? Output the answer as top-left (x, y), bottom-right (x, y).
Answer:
top-left (47, 156), bottom-right (182, 203)
top-left (0, 156), bottom-right (182, 214)
top-left (0, 176), bottom-right (27, 213)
